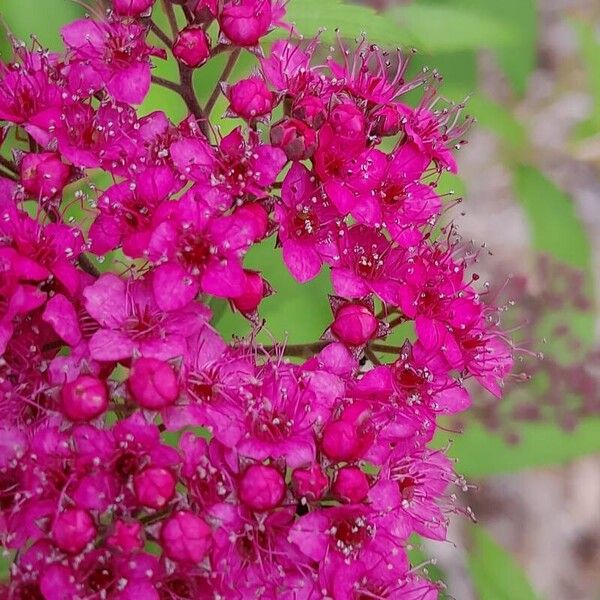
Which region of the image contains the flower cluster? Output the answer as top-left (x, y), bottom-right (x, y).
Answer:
top-left (0, 1), bottom-right (514, 598)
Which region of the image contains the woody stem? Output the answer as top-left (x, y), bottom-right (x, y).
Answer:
top-left (205, 48), bottom-right (241, 117)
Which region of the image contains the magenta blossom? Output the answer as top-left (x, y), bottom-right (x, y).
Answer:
top-left (0, 2), bottom-right (515, 597)
top-left (83, 273), bottom-right (210, 361)
top-left (61, 19), bottom-right (165, 104)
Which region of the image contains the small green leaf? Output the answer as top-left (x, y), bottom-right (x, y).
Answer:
top-left (572, 19), bottom-right (600, 135)
top-left (215, 238), bottom-right (332, 344)
top-left (468, 95), bottom-right (528, 152)
top-left (285, 0), bottom-right (421, 47)
top-left (0, 0), bottom-right (83, 53)
top-left (468, 525), bottom-right (540, 600)
top-left (389, 3), bottom-right (519, 53)
top-left (445, 0), bottom-right (537, 95)
top-left (514, 166), bottom-right (591, 270)
top-left (444, 418), bottom-right (600, 477)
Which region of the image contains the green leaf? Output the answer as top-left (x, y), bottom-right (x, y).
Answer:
top-left (468, 95), bottom-right (528, 153)
top-left (468, 525), bottom-right (540, 600)
top-left (514, 166), bottom-right (591, 270)
top-left (572, 19), bottom-right (600, 134)
top-left (285, 0), bottom-right (421, 47)
top-left (215, 238), bottom-right (332, 344)
top-left (444, 418), bottom-right (600, 477)
top-left (389, 3), bottom-right (519, 53)
top-left (0, 0), bottom-right (83, 53)
top-left (447, 0), bottom-right (537, 95)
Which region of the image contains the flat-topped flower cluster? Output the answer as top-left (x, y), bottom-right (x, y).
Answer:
top-left (0, 0), bottom-right (513, 598)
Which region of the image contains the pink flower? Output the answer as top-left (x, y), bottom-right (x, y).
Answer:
top-left (275, 162), bottom-right (341, 282)
top-left (89, 165), bottom-right (181, 257)
top-left (0, 247), bottom-right (48, 353)
top-left (173, 25), bottom-right (211, 68)
top-left (147, 192), bottom-right (259, 306)
top-left (83, 273), bottom-right (210, 361)
top-left (219, 0), bottom-right (274, 47)
top-left (171, 127), bottom-right (286, 206)
top-left (225, 75), bottom-right (276, 120)
top-left (0, 3), bottom-right (514, 596)
top-left (61, 19), bottom-right (165, 104)
top-left (331, 225), bottom-right (405, 304)
top-left (160, 511), bottom-right (212, 562)
top-left (0, 50), bottom-right (63, 145)
top-left (20, 153), bottom-right (71, 201)
top-left (113, 0), bottom-right (155, 16)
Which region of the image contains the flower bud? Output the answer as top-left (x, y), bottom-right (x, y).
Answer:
top-left (372, 104), bottom-right (402, 137)
top-left (330, 102), bottom-right (365, 143)
top-left (293, 95), bottom-right (326, 129)
top-left (331, 304), bottom-right (378, 346)
top-left (112, 0), bottom-right (155, 16)
top-left (270, 118), bottom-right (317, 161)
top-left (332, 466), bottom-right (369, 503)
top-left (61, 375), bottom-right (108, 422)
top-left (194, 0), bottom-right (218, 20)
top-left (134, 467), bottom-right (176, 509)
top-left (172, 26), bottom-right (211, 68)
top-left (239, 464), bottom-right (285, 511)
top-left (220, 0), bottom-right (272, 47)
top-left (128, 358), bottom-right (179, 410)
top-left (226, 76), bottom-right (274, 120)
top-left (107, 520), bottom-right (144, 553)
top-left (291, 464), bottom-right (328, 500)
top-left (160, 511), bottom-right (212, 562)
top-left (20, 152), bottom-right (70, 200)
top-left (53, 509), bottom-right (96, 554)
top-left (321, 420), bottom-right (359, 462)
top-left (232, 270), bottom-right (268, 314)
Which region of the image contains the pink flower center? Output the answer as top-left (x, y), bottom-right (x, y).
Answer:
top-left (178, 232), bottom-right (212, 273)
top-left (291, 210), bottom-right (319, 239)
top-left (332, 516), bottom-right (372, 557)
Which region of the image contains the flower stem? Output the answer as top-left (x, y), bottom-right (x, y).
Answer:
top-left (151, 74), bottom-right (182, 93)
top-left (161, 0), bottom-right (179, 39)
top-left (205, 48), bottom-right (241, 117)
top-left (0, 155), bottom-right (18, 175)
top-left (179, 65), bottom-right (210, 138)
top-left (148, 19), bottom-right (172, 48)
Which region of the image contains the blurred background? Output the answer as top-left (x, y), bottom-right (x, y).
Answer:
top-left (2, 0), bottom-right (600, 597)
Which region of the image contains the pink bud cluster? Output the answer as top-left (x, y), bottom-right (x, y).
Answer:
top-left (0, 0), bottom-right (514, 598)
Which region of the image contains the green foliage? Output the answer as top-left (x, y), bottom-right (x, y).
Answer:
top-left (284, 0), bottom-right (420, 47)
top-left (0, 0), bottom-right (83, 53)
top-left (468, 95), bottom-right (528, 153)
top-left (390, 3), bottom-right (518, 53)
top-left (445, 418), bottom-right (600, 477)
top-left (215, 239), bottom-right (332, 344)
top-left (468, 525), bottom-right (540, 600)
top-left (446, 0), bottom-right (538, 95)
top-left (285, 0), bottom-right (517, 53)
top-left (572, 20), bottom-right (600, 136)
top-left (513, 164), bottom-right (591, 275)
top-left (513, 166), bottom-right (595, 351)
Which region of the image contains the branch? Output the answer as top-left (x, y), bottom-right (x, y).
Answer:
top-left (151, 74), bottom-right (182, 93)
top-left (205, 48), bottom-right (241, 117)
top-left (0, 155), bottom-right (18, 175)
top-left (161, 0), bottom-right (179, 39)
top-left (369, 343), bottom-right (403, 354)
top-left (0, 167), bottom-right (17, 181)
top-left (148, 20), bottom-right (172, 48)
top-left (179, 65), bottom-right (210, 138)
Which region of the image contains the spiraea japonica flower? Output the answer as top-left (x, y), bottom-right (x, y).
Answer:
top-left (0, 1), bottom-right (518, 598)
